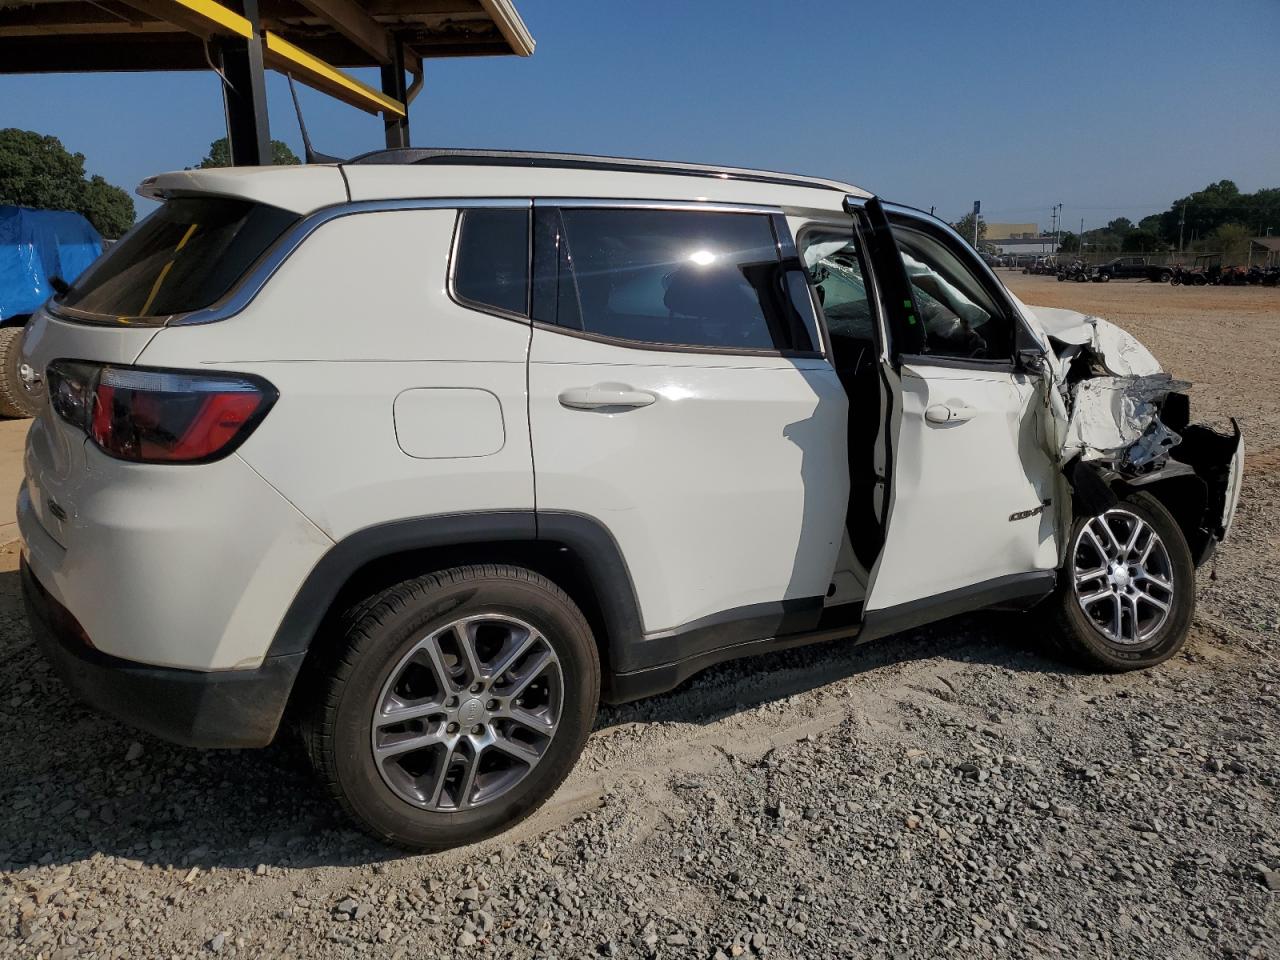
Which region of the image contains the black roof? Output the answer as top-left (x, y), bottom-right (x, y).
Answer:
top-left (343, 147), bottom-right (849, 193)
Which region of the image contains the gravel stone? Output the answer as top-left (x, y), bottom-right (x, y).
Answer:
top-left (0, 279), bottom-right (1277, 958)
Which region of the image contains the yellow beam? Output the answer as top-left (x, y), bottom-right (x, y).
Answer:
top-left (264, 31), bottom-right (405, 117)
top-left (117, 0), bottom-right (252, 39)
top-left (177, 0), bottom-right (252, 37)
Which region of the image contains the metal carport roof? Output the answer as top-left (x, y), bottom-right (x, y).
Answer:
top-left (0, 0), bottom-right (534, 160)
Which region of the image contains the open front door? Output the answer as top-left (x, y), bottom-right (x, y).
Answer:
top-left (853, 197), bottom-right (1059, 635)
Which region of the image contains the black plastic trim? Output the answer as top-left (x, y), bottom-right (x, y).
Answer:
top-left (859, 571), bottom-right (1057, 643)
top-left (23, 559), bottom-right (302, 748)
top-left (623, 596), bottom-right (824, 675)
top-left (535, 510), bottom-right (646, 670)
top-left (265, 510), bottom-right (647, 674)
top-left (609, 621), bottom-right (860, 704)
top-left (267, 511), bottom-right (537, 658)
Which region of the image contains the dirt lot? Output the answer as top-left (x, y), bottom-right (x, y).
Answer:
top-left (1, 275), bottom-right (1278, 959)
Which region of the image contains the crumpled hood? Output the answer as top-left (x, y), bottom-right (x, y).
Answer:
top-left (1011, 295), bottom-right (1163, 378)
top-left (1006, 295), bottom-right (1172, 465)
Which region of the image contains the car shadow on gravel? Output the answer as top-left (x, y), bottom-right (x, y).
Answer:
top-left (0, 568), bottom-right (403, 874)
top-left (0, 559), bottom-right (1074, 874)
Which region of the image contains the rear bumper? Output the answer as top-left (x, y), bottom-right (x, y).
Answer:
top-left (22, 557), bottom-right (303, 748)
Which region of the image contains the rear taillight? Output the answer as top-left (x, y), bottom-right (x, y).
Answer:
top-left (46, 361), bottom-right (276, 463)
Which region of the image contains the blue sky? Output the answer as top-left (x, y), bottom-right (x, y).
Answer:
top-left (2, 0), bottom-right (1277, 229)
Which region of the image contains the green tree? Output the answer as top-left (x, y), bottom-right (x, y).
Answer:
top-left (1082, 227), bottom-right (1123, 252)
top-left (1058, 231), bottom-right (1080, 253)
top-left (197, 137), bottom-right (300, 168)
top-left (1209, 223), bottom-right (1251, 261)
top-left (1161, 180), bottom-right (1239, 243)
top-left (951, 212), bottom-right (987, 250)
top-left (0, 128), bottom-right (135, 237)
top-left (1121, 229), bottom-right (1164, 253)
top-left (1137, 214), bottom-right (1163, 235)
top-left (1105, 217), bottom-right (1134, 235)
top-left (80, 175), bottom-right (135, 238)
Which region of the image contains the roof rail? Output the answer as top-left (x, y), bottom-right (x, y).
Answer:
top-left (342, 147), bottom-right (849, 193)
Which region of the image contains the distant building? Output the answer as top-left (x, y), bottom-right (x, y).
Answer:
top-left (984, 222), bottom-right (1040, 241)
top-left (1249, 236), bottom-right (1280, 267)
top-left (987, 235), bottom-right (1059, 256)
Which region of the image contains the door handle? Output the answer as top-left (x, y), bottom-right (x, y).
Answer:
top-left (558, 384), bottom-right (658, 410)
top-left (925, 402), bottom-right (975, 424)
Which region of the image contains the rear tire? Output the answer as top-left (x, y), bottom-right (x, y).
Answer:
top-left (1043, 492), bottom-right (1195, 672)
top-left (0, 326), bottom-right (33, 419)
top-left (301, 564), bottom-right (600, 851)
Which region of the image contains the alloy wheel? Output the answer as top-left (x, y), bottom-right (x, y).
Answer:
top-left (1071, 509), bottom-right (1174, 646)
top-left (370, 614), bottom-right (563, 811)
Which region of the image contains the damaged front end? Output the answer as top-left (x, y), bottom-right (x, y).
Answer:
top-left (1037, 310), bottom-right (1244, 566)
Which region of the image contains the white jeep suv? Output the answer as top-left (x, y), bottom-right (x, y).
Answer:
top-left (17, 149), bottom-right (1243, 851)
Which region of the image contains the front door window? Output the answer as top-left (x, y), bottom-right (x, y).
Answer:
top-left (890, 225), bottom-right (1012, 360)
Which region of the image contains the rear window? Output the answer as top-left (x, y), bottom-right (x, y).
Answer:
top-left (451, 208), bottom-right (530, 316)
top-left (58, 197), bottom-right (298, 320)
top-left (532, 207), bottom-right (819, 353)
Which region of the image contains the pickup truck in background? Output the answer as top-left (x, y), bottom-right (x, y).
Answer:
top-left (1093, 256), bottom-right (1174, 283)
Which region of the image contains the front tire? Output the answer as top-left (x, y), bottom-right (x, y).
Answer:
top-left (1044, 492), bottom-right (1195, 671)
top-left (302, 564), bottom-right (600, 851)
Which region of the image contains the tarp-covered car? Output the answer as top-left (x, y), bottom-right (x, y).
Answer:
top-left (0, 205), bottom-right (102, 417)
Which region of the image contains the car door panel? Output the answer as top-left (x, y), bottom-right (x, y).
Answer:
top-left (526, 202), bottom-right (848, 638)
top-left (530, 340), bottom-right (848, 634)
top-left (852, 197), bottom-right (1060, 616)
top-left (866, 362), bottom-right (1057, 611)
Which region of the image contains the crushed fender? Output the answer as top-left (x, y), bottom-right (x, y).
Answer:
top-left (1037, 308), bottom-right (1244, 559)
top-left (1062, 373), bottom-right (1191, 468)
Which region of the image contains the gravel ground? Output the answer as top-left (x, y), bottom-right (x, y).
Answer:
top-left (1, 274), bottom-right (1277, 959)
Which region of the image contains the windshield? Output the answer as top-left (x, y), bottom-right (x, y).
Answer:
top-left (58, 196), bottom-right (299, 322)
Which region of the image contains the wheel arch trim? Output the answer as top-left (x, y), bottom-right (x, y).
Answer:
top-left (265, 510), bottom-right (645, 671)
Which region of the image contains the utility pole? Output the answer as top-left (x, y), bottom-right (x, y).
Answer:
top-left (972, 201), bottom-right (981, 249)
top-left (1049, 202), bottom-right (1063, 254)
top-left (1178, 203), bottom-right (1186, 254)
top-left (1079, 217), bottom-right (1084, 259)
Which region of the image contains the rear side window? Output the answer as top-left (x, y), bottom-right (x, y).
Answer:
top-left (59, 197), bottom-right (298, 320)
top-left (451, 208), bottom-right (530, 316)
top-left (532, 207), bottom-right (818, 353)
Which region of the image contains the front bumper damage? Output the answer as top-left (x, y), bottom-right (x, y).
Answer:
top-left (1042, 312), bottom-right (1243, 565)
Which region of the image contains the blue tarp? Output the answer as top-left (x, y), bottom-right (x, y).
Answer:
top-left (0, 206), bottom-right (102, 321)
